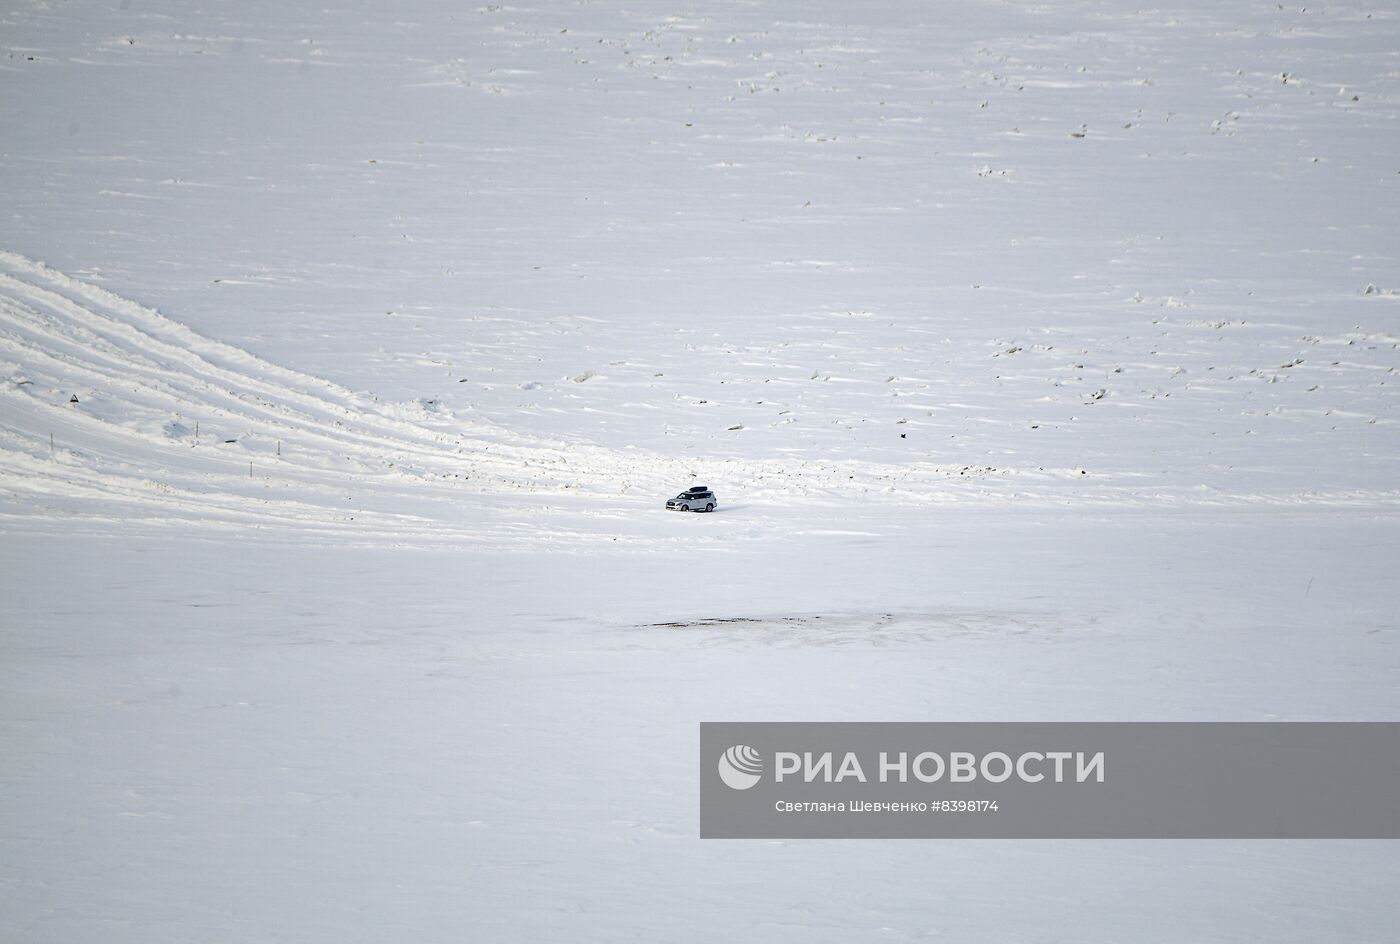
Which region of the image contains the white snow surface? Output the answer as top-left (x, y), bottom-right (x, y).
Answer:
top-left (2, 0), bottom-right (1399, 941)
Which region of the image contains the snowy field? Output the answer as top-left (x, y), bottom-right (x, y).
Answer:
top-left (2, 0), bottom-right (1399, 940)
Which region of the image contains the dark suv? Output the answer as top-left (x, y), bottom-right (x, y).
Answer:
top-left (666, 486), bottom-right (717, 512)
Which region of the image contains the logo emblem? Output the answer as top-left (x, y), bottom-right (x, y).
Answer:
top-left (718, 744), bottom-right (763, 790)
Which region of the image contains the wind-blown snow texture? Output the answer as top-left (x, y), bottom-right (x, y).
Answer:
top-left (2, 1), bottom-right (1398, 941)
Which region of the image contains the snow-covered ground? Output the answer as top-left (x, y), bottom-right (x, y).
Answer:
top-left (2, 1), bottom-right (1398, 940)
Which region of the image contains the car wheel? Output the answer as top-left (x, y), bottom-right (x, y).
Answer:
top-left (705, 503), bottom-right (714, 512)
top-left (680, 504), bottom-right (689, 512)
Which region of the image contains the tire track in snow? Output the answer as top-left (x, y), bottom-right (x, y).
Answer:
top-left (0, 252), bottom-right (637, 541)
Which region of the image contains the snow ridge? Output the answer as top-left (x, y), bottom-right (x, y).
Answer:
top-left (2, 252), bottom-right (1395, 544)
